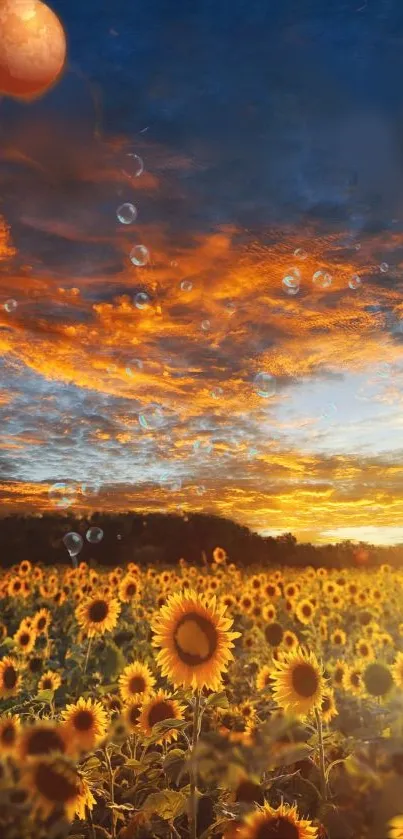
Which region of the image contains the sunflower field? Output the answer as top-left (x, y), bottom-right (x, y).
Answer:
top-left (2, 553), bottom-right (403, 839)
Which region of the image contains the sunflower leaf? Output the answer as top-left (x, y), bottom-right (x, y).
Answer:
top-left (205, 691), bottom-right (229, 709)
top-left (143, 789), bottom-right (187, 821)
top-left (34, 689), bottom-right (54, 702)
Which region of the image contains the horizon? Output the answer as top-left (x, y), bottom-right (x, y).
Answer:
top-left (1, 1), bottom-right (403, 544)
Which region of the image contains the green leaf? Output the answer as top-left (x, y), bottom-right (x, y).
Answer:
top-left (143, 790), bottom-right (187, 821)
top-left (34, 689), bottom-right (54, 702)
top-left (163, 748), bottom-right (187, 785)
top-left (154, 718), bottom-right (189, 731)
top-left (205, 691), bottom-right (229, 709)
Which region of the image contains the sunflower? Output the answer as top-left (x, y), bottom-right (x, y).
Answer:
top-left (342, 665), bottom-right (363, 696)
top-left (237, 801), bottom-right (318, 839)
top-left (8, 576), bottom-right (23, 598)
top-left (19, 560), bottom-right (32, 577)
top-left (0, 656), bottom-right (21, 698)
top-left (123, 701), bottom-right (142, 733)
top-left (320, 689), bottom-right (338, 724)
top-left (18, 722), bottom-right (68, 760)
top-left (389, 815), bottom-right (403, 839)
top-left (138, 691), bottom-right (185, 743)
top-left (151, 590), bottom-right (240, 691)
top-left (33, 608), bottom-right (52, 635)
top-left (13, 625), bottom-right (37, 656)
top-left (118, 660), bottom-right (156, 703)
top-left (270, 648), bottom-right (325, 718)
top-left (330, 629), bottom-right (346, 648)
top-left (21, 754), bottom-right (95, 821)
top-left (61, 696), bottom-right (109, 753)
top-left (355, 639), bottom-right (373, 660)
top-left (283, 630), bottom-right (299, 651)
top-left (331, 659), bottom-right (347, 689)
top-left (75, 595), bottom-right (121, 637)
top-left (213, 547), bottom-right (227, 565)
top-left (38, 671), bottom-right (62, 692)
top-left (118, 574), bottom-right (142, 603)
top-left (238, 700), bottom-right (256, 720)
top-left (262, 604), bottom-right (277, 623)
top-left (295, 599), bottom-right (316, 626)
top-left (0, 714), bottom-right (21, 756)
top-left (256, 665), bottom-right (273, 691)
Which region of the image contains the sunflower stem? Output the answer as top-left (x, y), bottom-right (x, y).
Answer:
top-left (83, 636), bottom-right (93, 674)
top-left (314, 707), bottom-right (327, 801)
top-left (104, 745), bottom-right (117, 839)
top-left (189, 688), bottom-right (201, 839)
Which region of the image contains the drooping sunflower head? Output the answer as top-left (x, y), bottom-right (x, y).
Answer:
top-left (270, 647), bottom-right (325, 719)
top-left (61, 696), bottom-right (109, 753)
top-left (320, 689), bottom-right (338, 724)
top-left (264, 622), bottom-right (284, 648)
top-left (123, 701), bottom-right (142, 733)
top-left (151, 590), bottom-right (240, 691)
top-left (21, 754), bottom-right (96, 821)
top-left (0, 714), bottom-right (21, 756)
top-left (0, 657), bottom-right (21, 698)
top-left (75, 595), bottom-right (121, 637)
top-left (138, 690), bottom-right (185, 743)
top-left (237, 800), bottom-right (318, 839)
top-left (118, 660), bottom-right (156, 703)
top-left (363, 661), bottom-right (394, 698)
top-left (256, 665), bottom-right (273, 691)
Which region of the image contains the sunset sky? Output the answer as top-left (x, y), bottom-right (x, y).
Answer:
top-left (1, 0), bottom-right (403, 543)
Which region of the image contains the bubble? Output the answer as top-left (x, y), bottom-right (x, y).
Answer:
top-left (63, 532), bottom-right (83, 558)
top-left (195, 485), bottom-right (206, 495)
top-left (160, 476), bottom-right (182, 492)
top-left (123, 153), bottom-right (144, 178)
top-left (130, 245), bottom-right (150, 266)
top-left (201, 319), bottom-right (211, 332)
top-left (138, 404), bottom-right (164, 430)
top-left (170, 260), bottom-right (179, 268)
top-left (126, 358), bottom-right (144, 375)
top-left (312, 270), bottom-right (332, 289)
top-left (211, 386), bottom-right (223, 399)
top-left (4, 299), bottom-right (17, 313)
top-left (48, 482), bottom-right (77, 509)
top-left (380, 262), bottom-right (389, 273)
top-left (282, 267), bottom-right (300, 294)
top-left (81, 482), bottom-right (100, 497)
top-left (180, 279), bottom-right (193, 292)
top-left (253, 371), bottom-right (276, 398)
top-left (86, 526), bottom-right (104, 544)
top-left (193, 439), bottom-right (213, 456)
top-left (293, 248), bottom-right (308, 260)
top-left (349, 274), bottom-right (362, 290)
top-left (321, 402), bottom-right (337, 420)
top-left (116, 203), bottom-right (138, 224)
top-left (134, 292), bottom-right (150, 310)
top-left (376, 362), bottom-right (391, 379)
top-left (224, 301), bottom-right (236, 315)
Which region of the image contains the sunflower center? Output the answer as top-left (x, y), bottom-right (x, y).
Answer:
top-left (148, 700), bottom-right (175, 727)
top-left (73, 710), bottom-right (94, 731)
top-left (126, 584), bottom-right (137, 597)
top-left (264, 623), bottom-right (284, 647)
top-left (302, 605), bottom-right (311, 617)
top-left (1, 723), bottom-right (16, 745)
top-left (255, 816), bottom-right (299, 839)
top-left (26, 727), bottom-right (66, 755)
top-left (19, 633), bottom-right (31, 647)
top-left (88, 600), bottom-right (109, 623)
top-left (37, 617), bottom-right (46, 630)
top-left (35, 762), bottom-right (79, 803)
top-left (129, 705), bottom-right (140, 725)
top-left (3, 666), bottom-right (17, 689)
top-left (128, 675), bottom-right (146, 695)
top-left (235, 780), bottom-right (264, 804)
top-left (174, 612), bottom-right (218, 665)
top-left (291, 663), bottom-right (319, 698)
top-left (42, 679), bottom-right (53, 690)
top-left (29, 657), bottom-right (42, 674)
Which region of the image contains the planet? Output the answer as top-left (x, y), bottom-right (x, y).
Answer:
top-left (0, 0), bottom-right (66, 100)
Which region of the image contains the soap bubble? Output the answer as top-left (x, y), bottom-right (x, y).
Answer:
top-left (126, 358), bottom-right (144, 375)
top-left (211, 386), bottom-right (223, 399)
top-left (123, 153), bottom-right (144, 178)
top-left (4, 299), bottom-right (17, 313)
top-left (63, 532), bottom-right (83, 558)
top-left (380, 262), bottom-right (389, 273)
top-left (135, 292), bottom-right (150, 310)
top-left (224, 301), bottom-right (236, 315)
top-left (138, 404), bottom-right (164, 430)
top-left (293, 248), bottom-right (308, 260)
top-left (282, 268), bottom-right (300, 295)
top-left (195, 485), bottom-right (206, 495)
top-left (49, 482), bottom-right (77, 508)
top-left (349, 274), bottom-right (362, 290)
top-left (160, 476), bottom-right (182, 492)
top-left (86, 526), bottom-right (104, 544)
top-left (201, 319), bottom-right (211, 332)
top-left (193, 439), bottom-right (213, 456)
top-left (254, 371), bottom-right (276, 398)
top-left (116, 203), bottom-right (137, 224)
top-left (312, 270), bottom-right (332, 289)
top-left (180, 279), bottom-right (193, 292)
top-left (130, 245), bottom-right (150, 266)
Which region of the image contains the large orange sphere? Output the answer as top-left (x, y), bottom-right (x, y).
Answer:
top-left (0, 0), bottom-right (66, 100)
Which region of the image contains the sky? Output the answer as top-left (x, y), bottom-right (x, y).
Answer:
top-left (1, 0), bottom-right (403, 544)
